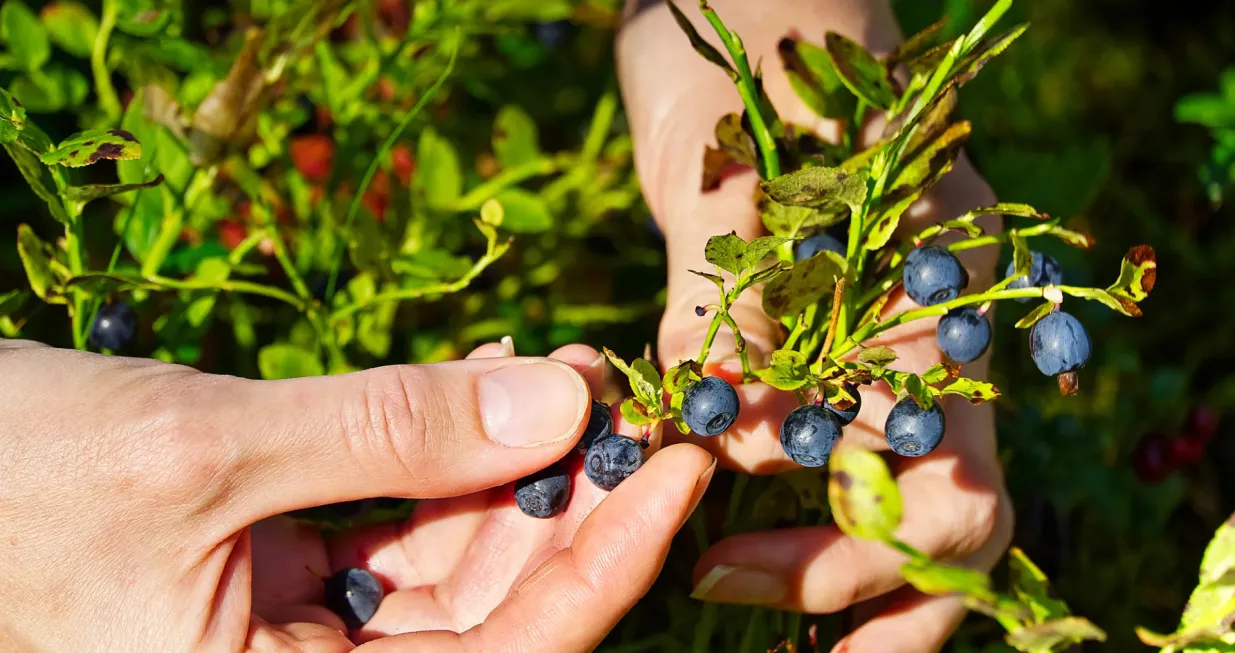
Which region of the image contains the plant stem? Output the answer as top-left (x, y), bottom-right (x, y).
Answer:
top-left (697, 1), bottom-right (780, 180)
top-left (329, 246), bottom-right (503, 321)
top-left (696, 312), bottom-right (724, 365)
top-left (326, 35), bottom-right (459, 302)
top-left (92, 0), bottom-right (122, 122)
top-left (817, 278), bottom-right (846, 366)
top-left (451, 156), bottom-right (562, 211)
top-left (716, 310), bottom-right (751, 377)
top-left (581, 84), bottom-right (619, 162)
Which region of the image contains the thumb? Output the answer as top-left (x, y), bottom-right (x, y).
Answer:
top-left (209, 357), bottom-right (591, 524)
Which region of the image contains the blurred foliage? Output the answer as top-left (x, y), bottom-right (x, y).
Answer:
top-left (3, 0), bottom-right (1235, 651)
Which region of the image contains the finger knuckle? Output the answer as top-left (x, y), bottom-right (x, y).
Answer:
top-left (347, 366), bottom-right (454, 481)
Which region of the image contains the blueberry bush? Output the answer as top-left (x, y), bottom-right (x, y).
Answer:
top-left (2, 0), bottom-right (1233, 651)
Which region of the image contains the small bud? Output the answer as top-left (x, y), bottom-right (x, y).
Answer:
top-left (695, 306), bottom-right (706, 317)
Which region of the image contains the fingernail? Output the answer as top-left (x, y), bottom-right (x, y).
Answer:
top-left (499, 335), bottom-right (516, 357)
top-left (686, 458), bottom-right (717, 517)
top-left (690, 565), bottom-right (787, 605)
top-left (478, 361), bottom-right (588, 448)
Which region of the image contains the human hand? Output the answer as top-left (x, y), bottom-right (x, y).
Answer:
top-left (617, 1), bottom-right (1012, 651)
top-left (0, 339), bottom-right (714, 652)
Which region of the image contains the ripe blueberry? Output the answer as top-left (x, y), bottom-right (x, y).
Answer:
top-left (795, 233), bottom-right (845, 261)
top-left (576, 400), bottom-right (614, 453)
top-left (885, 397), bottom-right (946, 457)
top-left (903, 246), bottom-right (969, 306)
top-left (1030, 311), bottom-right (1091, 378)
top-left (89, 302), bottom-right (137, 351)
top-left (514, 464), bottom-right (572, 518)
top-left (780, 404), bottom-right (843, 467)
top-left (1005, 251), bottom-right (1063, 303)
top-left (824, 383), bottom-right (862, 426)
top-left (936, 306), bottom-right (992, 363)
top-left (681, 376), bottom-right (740, 436)
top-left (584, 435), bottom-right (645, 491)
top-left (324, 568), bottom-right (384, 629)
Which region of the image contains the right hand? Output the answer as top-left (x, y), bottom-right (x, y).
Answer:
top-left (0, 338), bottom-right (714, 652)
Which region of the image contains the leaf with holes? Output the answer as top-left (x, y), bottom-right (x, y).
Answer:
top-left (828, 444), bottom-right (902, 541)
top-left (41, 129), bottom-right (142, 167)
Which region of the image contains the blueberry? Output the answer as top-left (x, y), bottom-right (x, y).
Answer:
top-left (681, 376), bottom-right (740, 436)
top-left (936, 306), bottom-right (992, 363)
top-left (88, 302), bottom-right (137, 351)
top-left (825, 383), bottom-right (862, 426)
top-left (780, 404), bottom-right (843, 467)
top-left (1030, 311), bottom-right (1091, 376)
top-left (795, 233), bottom-right (845, 261)
top-left (514, 464), bottom-right (572, 518)
top-left (576, 400), bottom-right (614, 453)
top-left (324, 568), bottom-right (384, 629)
top-left (903, 246), bottom-right (969, 306)
top-left (584, 435), bottom-right (645, 491)
top-left (885, 397), bottom-right (946, 457)
top-left (1005, 251), bottom-right (1063, 303)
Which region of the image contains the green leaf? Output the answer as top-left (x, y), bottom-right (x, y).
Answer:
top-left (904, 374), bottom-right (933, 409)
top-left (1015, 302), bottom-right (1055, 329)
top-left (666, 1), bottom-right (736, 80)
top-left (1177, 92), bottom-right (1235, 129)
top-left (258, 344), bottom-right (325, 380)
top-left (1, 0), bottom-right (51, 71)
top-left (40, 1), bottom-right (98, 58)
top-left (757, 190), bottom-right (845, 237)
top-left (604, 347), bottom-right (662, 410)
top-left (858, 346), bottom-right (897, 366)
top-left (893, 121), bottom-right (972, 192)
top-left (185, 257), bottom-right (230, 328)
top-left (1011, 232), bottom-right (1032, 278)
top-left (0, 289), bottom-right (29, 317)
top-left (688, 269), bottom-right (726, 293)
top-left (493, 105), bottom-right (540, 168)
top-left (761, 250), bottom-right (845, 319)
top-left (955, 24), bottom-right (1029, 87)
top-left (663, 360), bottom-right (703, 394)
top-left (761, 166), bottom-right (868, 210)
top-left (620, 396), bottom-right (654, 426)
top-left (1199, 517), bottom-right (1235, 586)
top-left (938, 377), bottom-right (1000, 405)
top-left (778, 36), bottom-right (857, 121)
top-left (64, 174), bottom-right (164, 208)
top-left (906, 37), bottom-right (960, 78)
top-left (16, 223), bottom-right (62, 303)
top-left (920, 363), bottom-right (949, 384)
top-left (0, 87), bottom-right (26, 143)
top-left (704, 232), bottom-right (748, 275)
top-left (1008, 547), bottom-right (1072, 623)
top-left (823, 32), bottom-right (896, 109)
top-left (891, 16), bottom-right (949, 66)
top-left (4, 141), bottom-right (70, 223)
top-left (493, 188), bottom-right (552, 234)
top-left (827, 444), bottom-right (902, 541)
top-left (9, 65), bottom-right (89, 113)
top-left (1106, 244), bottom-right (1157, 306)
top-left (416, 127), bottom-right (461, 210)
top-left (1059, 286), bottom-right (1136, 317)
top-left (1046, 224), bottom-right (1095, 249)
top-left (901, 560), bottom-right (995, 600)
top-left (755, 350), bottom-right (813, 391)
top-left (744, 236), bottom-right (791, 272)
top-left (41, 128), bottom-right (142, 167)
top-left (1005, 617), bottom-right (1107, 651)
top-left (116, 0), bottom-right (172, 37)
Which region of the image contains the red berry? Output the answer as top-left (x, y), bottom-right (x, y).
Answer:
top-left (392, 144), bottom-right (415, 186)
top-left (1132, 433), bottom-right (1176, 484)
top-left (1187, 406), bottom-right (1218, 442)
top-left (290, 134), bottom-right (334, 183)
top-left (1170, 435), bottom-right (1207, 466)
top-left (218, 219), bottom-right (247, 251)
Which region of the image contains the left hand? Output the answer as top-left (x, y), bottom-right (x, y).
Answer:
top-left (617, 2), bottom-right (1013, 651)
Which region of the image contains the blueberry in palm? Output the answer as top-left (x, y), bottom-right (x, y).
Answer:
top-left (324, 568), bottom-right (384, 629)
top-left (1005, 251), bottom-right (1063, 303)
top-left (795, 233), bottom-right (845, 262)
top-left (682, 376), bottom-right (740, 436)
top-left (936, 306), bottom-right (992, 363)
top-left (514, 464), bottom-right (572, 518)
top-left (885, 397), bottom-right (946, 457)
top-left (780, 405), bottom-right (843, 468)
top-left (824, 383), bottom-right (862, 426)
top-left (584, 435), bottom-right (645, 491)
top-left (1030, 311), bottom-right (1091, 395)
top-left (575, 399), bottom-right (613, 453)
top-left (903, 246), bottom-right (969, 306)
top-left (89, 302), bottom-right (137, 351)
